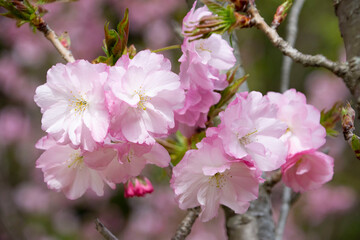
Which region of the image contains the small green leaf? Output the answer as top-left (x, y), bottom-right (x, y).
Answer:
top-left (320, 102), bottom-right (342, 137)
top-left (351, 135), bottom-right (360, 160)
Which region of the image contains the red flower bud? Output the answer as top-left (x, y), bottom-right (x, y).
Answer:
top-left (124, 176), bottom-right (154, 198)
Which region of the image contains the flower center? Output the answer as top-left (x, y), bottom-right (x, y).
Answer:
top-left (209, 172), bottom-right (228, 189)
top-left (126, 149), bottom-right (134, 163)
top-left (67, 152), bottom-right (84, 169)
top-left (238, 129), bottom-right (258, 145)
top-left (70, 92), bottom-right (88, 114)
top-left (196, 41), bottom-right (212, 53)
top-left (134, 87), bottom-right (150, 110)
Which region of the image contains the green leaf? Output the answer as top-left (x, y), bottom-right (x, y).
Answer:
top-left (207, 73), bottom-right (248, 125)
top-left (320, 102), bottom-right (342, 137)
top-left (351, 135), bottom-right (360, 160)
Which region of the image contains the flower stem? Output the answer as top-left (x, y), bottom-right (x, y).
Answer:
top-left (151, 45), bottom-right (181, 53)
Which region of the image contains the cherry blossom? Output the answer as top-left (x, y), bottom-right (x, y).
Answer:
top-left (107, 50), bottom-right (184, 144)
top-left (36, 139), bottom-right (114, 200)
top-left (208, 91), bottom-right (288, 171)
top-left (171, 136), bottom-right (261, 222)
top-left (99, 141), bottom-right (171, 184)
top-left (281, 149), bottom-right (334, 192)
top-left (182, 1), bottom-right (212, 38)
top-left (34, 60), bottom-right (110, 151)
top-left (267, 89), bottom-right (326, 155)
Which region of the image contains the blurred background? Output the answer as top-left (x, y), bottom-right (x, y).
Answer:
top-left (0, 0), bottom-right (359, 239)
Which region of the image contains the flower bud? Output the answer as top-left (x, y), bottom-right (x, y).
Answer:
top-left (124, 176), bottom-right (154, 198)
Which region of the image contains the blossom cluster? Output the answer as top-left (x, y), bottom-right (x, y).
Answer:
top-left (34, 0), bottom-right (334, 223)
top-left (171, 90), bottom-right (334, 221)
top-left (34, 51), bottom-right (184, 199)
top-left (175, 3), bottom-right (236, 129)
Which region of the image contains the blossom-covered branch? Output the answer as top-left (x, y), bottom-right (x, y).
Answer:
top-left (171, 207), bottom-right (201, 240)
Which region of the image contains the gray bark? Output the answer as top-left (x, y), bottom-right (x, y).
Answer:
top-left (335, 0), bottom-right (360, 59)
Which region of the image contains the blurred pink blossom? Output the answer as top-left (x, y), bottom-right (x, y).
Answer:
top-left (14, 183), bottom-right (50, 213)
top-left (0, 107), bottom-right (30, 146)
top-left (305, 71), bottom-right (350, 111)
top-left (113, 0), bottom-right (186, 32)
top-left (302, 186), bottom-right (356, 225)
top-left (0, 58), bottom-right (36, 104)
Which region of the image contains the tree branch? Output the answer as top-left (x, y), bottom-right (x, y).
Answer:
top-left (223, 206), bottom-right (258, 240)
top-left (95, 219), bottom-right (119, 240)
top-left (35, 18), bottom-right (75, 63)
top-left (275, 186), bottom-right (292, 240)
top-left (280, 0), bottom-right (307, 92)
top-left (171, 207), bottom-right (201, 240)
top-left (248, 5), bottom-right (349, 79)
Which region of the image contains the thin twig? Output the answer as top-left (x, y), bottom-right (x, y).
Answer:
top-left (95, 219), bottom-right (119, 240)
top-left (248, 5), bottom-right (349, 80)
top-left (280, 0), bottom-right (306, 92)
top-left (275, 186), bottom-right (292, 240)
top-left (172, 207), bottom-right (201, 240)
top-left (35, 19), bottom-right (75, 63)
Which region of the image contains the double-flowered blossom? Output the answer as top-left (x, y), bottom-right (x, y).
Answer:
top-left (34, 50), bottom-right (179, 199)
top-left (281, 150), bottom-right (334, 192)
top-left (107, 50), bottom-right (184, 144)
top-left (267, 89), bottom-right (326, 155)
top-left (36, 135), bottom-right (170, 199)
top-left (171, 136), bottom-right (261, 222)
top-left (207, 91), bottom-right (288, 171)
top-left (267, 89), bottom-right (333, 192)
top-left (34, 60), bottom-right (109, 151)
top-left (35, 136), bottom-right (115, 200)
top-left (175, 2), bottom-right (236, 128)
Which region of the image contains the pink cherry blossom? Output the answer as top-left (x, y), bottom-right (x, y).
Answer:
top-left (36, 141), bottom-right (113, 200)
top-left (0, 107), bottom-right (30, 146)
top-left (267, 89), bottom-right (326, 155)
top-left (175, 36), bottom-right (235, 127)
top-left (107, 50), bottom-right (184, 144)
top-left (171, 136), bottom-right (261, 222)
top-left (182, 1), bottom-right (212, 38)
top-left (34, 60), bottom-right (110, 151)
top-left (281, 150), bottom-right (334, 192)
top-left (208, 91), bottom-right (288, 171)
top-left (99, 141), bottom-right (171, 184)
top-left (302, 186), bottom-right (356, 224)
top-left (175, 86), bottom-right (220, 127)
top-left (124, 176), bottom-right (154, 198)
top-left (185, 34), bottom-right (236, 71)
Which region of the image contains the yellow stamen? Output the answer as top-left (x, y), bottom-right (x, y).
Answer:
top-left (238, 129), bottom-right (258, 145)
top-left (69, 92), bottom-right (88, 114)
top-left (209, 172), bottom-right (229, 189)
top-left (67, 153), bottom-right (84, 169)
top-left (134, 87), bottom-right (150, 110)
